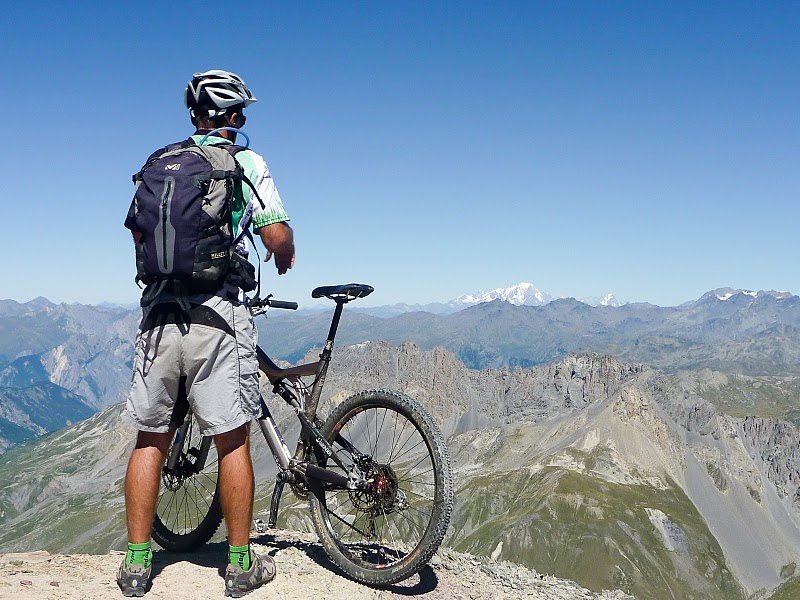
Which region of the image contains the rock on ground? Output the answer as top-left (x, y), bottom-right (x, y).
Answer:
top-left (0, 529), bottom-right (634, 600)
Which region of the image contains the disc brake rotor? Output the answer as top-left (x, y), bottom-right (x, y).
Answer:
top-left (350, 464), bottom-right (399, 514)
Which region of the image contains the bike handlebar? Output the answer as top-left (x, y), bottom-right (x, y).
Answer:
top-left (267, 298), bottom-right (298, 310)
top-left (250, 295), bottom-right (299, 312)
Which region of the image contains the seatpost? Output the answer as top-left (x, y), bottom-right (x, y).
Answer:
top-left (323, 300), bottom-right (347, 356)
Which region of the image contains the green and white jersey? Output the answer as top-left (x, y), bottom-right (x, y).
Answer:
top-left (190, 134), bottom-right (290, 237)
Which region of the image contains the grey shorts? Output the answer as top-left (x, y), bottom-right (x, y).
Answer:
top-left (124, 295), bottom-right (260, 436)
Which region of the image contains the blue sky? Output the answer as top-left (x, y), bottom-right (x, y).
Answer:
top-left (0, 2), bottom-right (797, 308)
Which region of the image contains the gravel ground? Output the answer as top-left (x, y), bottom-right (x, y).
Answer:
top-left (0, 529), bottom-right (635, 600)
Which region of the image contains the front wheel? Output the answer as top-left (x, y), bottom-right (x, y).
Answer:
top-left (152, 411), bottom-right (223, 551)
top-left (308, 389), bottom-right (453, 585)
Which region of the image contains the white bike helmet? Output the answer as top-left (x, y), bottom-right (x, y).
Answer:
top-left (185, 70), bottom-right (257, 116)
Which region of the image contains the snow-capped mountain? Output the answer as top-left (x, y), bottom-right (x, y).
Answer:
top-left (455, 282), bottom-right (552, 306)
top-left (699, 287), bottom-right (794, 302)
top-left (454, 283), bottom-right (623, 308)
top-left (578, 293), bottom-right (624, 307)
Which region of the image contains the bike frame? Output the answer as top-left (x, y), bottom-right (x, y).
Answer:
top-left (256, 295), bottom-right (345, 465)
top-left (154, 283), bottom-right (453, 585)
top-left (165, 287), bottom-right (371, 527)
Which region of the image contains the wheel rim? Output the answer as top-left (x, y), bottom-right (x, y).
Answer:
top-left (320, 403), bottom-right (440, 570)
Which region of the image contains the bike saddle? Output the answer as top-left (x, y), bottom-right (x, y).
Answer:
top-left (312, 283), bottom-right (374, 301)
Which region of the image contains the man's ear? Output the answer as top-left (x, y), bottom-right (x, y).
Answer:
top-left (230, 111), bottom-right (247, 129)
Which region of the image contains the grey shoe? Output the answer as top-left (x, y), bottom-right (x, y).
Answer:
top-left (224, 551), bottom-right (276, 598)
top-left (117, 558), bottom-right (151, 597)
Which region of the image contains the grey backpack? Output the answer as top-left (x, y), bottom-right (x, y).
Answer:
top-left (125, 139), bottom-right (262, 298)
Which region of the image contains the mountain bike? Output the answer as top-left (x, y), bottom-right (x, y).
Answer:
top-left (150, 283), bottom-right (454, 585)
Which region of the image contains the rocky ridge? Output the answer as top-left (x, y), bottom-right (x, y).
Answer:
top-left (324, 343), bottom-right (800, 598)
top-left (0, 529), bottom-right (634, 600)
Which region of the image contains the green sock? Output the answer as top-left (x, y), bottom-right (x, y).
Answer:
top-left (229, 544), bottom-right (251, 570)
top-left (125, 541), bottom-right (152, 569)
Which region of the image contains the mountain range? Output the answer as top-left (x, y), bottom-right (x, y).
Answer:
top-left (350, 282), bottom-right (624, 316)
top-left (2, 344), bottom-right (800, 599)
top-left (0, 287), bottom-right (797, 453)
top-left (263, 287), bottom-right (800, 375)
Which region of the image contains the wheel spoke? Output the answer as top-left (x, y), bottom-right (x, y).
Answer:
top-left (310, 391), bottom-right (453, 583)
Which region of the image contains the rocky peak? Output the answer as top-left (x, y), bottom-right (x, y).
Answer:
top-left (325, 343), bottom-right (647, 430)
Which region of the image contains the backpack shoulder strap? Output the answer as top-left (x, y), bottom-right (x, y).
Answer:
top-left (147, 138), bottom-right (194, 161)
top-left (224, 146), bottom-right (268, 211)
top-left (224, 144), bottom-right (248, 156)
top-left (132, 139), bottom-right (195, 183)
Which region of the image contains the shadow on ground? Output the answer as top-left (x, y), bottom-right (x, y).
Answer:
top-left (150, 541), bottom-right (229, 584)
top-left (149, 534), bottom-right (440, 596)
top-left (253, 532), bottom-right (440, 595)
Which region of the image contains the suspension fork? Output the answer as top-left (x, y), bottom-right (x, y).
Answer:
top-left (165, 410), bottom-right (213, 473)
top-left (165, 415), bottom-right (192, 471)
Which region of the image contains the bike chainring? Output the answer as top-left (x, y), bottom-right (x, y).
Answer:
top-left (290, 479), bottom-right (309, 499)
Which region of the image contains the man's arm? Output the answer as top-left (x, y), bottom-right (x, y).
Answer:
top-left (257, 222), bottom-right (295, 275)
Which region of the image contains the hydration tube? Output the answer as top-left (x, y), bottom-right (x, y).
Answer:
top-left (198, 127), bottom-right (250, 148)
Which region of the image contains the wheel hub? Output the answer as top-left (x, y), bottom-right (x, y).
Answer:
top-left (161, 451), bottom-right (199, 491)
top-left (351, 464), bottom-right (399, 514)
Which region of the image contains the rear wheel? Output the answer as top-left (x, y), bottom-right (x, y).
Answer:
top-left (152, 412), bottom-right (223, 551)
top-left (308, 389), bottom-right (453, 585)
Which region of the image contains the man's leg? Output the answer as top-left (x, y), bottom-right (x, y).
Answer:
top-left (215, 424), bottom-right (275, 597)
top-left (214, 424), bottom-right (254, 548)
top-left (119, 430), bottom-right (173, 595)
top-left (125, 430), bottom-right (173, 543)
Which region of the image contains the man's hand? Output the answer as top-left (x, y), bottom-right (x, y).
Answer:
top-left (264, 248), bottom-right (295, 275)
top-left (258, 222), bottom-right (295, 275)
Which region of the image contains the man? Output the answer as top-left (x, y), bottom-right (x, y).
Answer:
top-left (119, 70), bottom-right (295, 597)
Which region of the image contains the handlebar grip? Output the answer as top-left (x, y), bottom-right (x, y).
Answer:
top-left (268, 299), bottom-right (298, 310)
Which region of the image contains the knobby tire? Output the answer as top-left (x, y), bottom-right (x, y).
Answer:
top-left (308, 389), bottom-right (454, 585)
